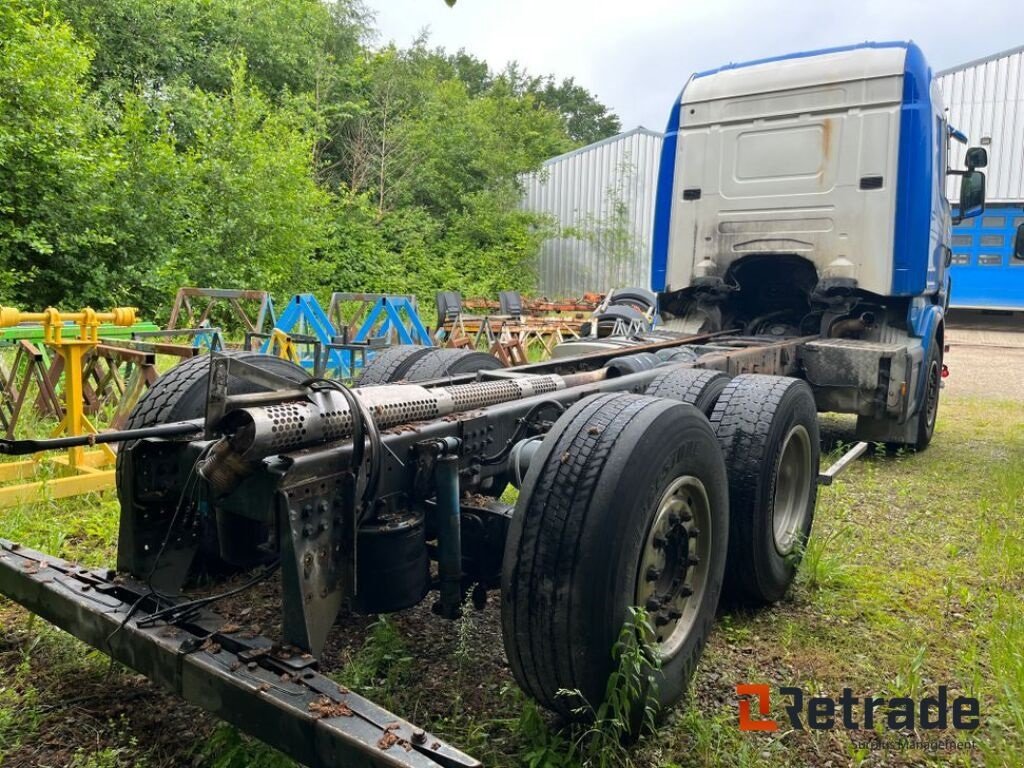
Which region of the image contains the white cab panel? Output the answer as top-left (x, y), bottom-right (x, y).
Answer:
top-left (665, 48), bottom-right (908, 296)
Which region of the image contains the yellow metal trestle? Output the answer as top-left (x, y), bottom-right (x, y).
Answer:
top-left (0, 306), bottom-right (136, 507)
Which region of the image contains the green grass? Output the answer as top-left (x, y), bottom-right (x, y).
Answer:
top-left (0, 394), bottom-right (1021, 767)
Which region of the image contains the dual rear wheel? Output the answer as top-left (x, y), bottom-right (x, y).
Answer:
top-left (501, 372), bottom-right (820, 717)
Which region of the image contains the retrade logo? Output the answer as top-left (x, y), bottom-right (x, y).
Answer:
top-left (736, 684), bottom-right (980, 732)
top-left (736, 684), bottom-right (777, 731)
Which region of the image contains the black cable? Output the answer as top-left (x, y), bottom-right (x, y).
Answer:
top-left (136, 560), bottom-right (280, 628)
top-left (301, 377), bottom-right (382, 510)
top-left (104, 441), bottom-right (215, 653)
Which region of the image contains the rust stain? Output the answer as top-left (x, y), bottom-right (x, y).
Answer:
top-left (820, 118), bottom-right (834, 180)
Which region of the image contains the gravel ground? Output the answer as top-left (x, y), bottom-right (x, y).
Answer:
top-left (944, 315), bottom-right (1024, 400)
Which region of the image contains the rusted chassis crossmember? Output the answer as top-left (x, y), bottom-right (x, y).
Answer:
top-left (0, 540), bottom-right (480, 768)
top-left (0, 331), bottom-right (807, 768)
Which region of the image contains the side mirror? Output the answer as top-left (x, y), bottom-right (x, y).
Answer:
top-left (1014, 223), bottom-right (1024, 262)
top-left (954, 170), bottom-right (985, 224)
top-left (965, 146), bottom-right (988, 169)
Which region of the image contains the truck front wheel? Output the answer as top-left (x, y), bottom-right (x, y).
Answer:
top-left (501, 393), bottom-right (728, 717)
top-left (909, 343), bottom-right (942, 451)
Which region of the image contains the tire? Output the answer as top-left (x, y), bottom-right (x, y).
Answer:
top-left (709, 375), bottom-right (820, 605)
top-left (646, 368), bottom-right (730, 417)
top-left (116, 352), bottom-right (308, 570)
top-left (402, 348), bottom-right (504, 382)
top-left (501, 393), bottom-right (729, 717)
top-left (609, 288), bottom-right (657, 313)
top-left (909, 342), bottom-right (942, 451)
top-left (356, 345), bottom-right (432, 387)
top-left (604, 352), bottom-right (661, 378)
top-left (655, 347), bottom-right (699, 364)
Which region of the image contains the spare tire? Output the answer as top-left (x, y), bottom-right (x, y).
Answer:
top-left (116, 352), bottom-right (309, 578)
top-left (608, 287), bottom-right (657, 313)
top-left (356, 345), bottom-right (433, 387)
top-left (436, 291), bottom-right (462, 327)
top-left (402, 348), bottom-right (504, 381)
top-left (604, 352), bottom-right (662, 378)
top-left (655, 347), bottom-right (699, 364)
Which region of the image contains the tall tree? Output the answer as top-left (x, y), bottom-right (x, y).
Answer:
top-left (0, 0), bottom-right (116, 305)
top-left (530, 76), bottom-right (622, 145)
top-left (1, 0), bottom-right (619, 315)
top-left (56, 0), bottom-right (367, 99)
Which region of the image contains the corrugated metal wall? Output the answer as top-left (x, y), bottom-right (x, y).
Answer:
top-left (522, 128), bottom-right (663, 297)
top-left (938, 45), bottom-right (1024, 202)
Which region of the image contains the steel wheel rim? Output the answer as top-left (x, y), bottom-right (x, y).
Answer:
top-left (635, 475), bottom-right (712, 659)
top-left (773, 424), bottom-right (812, 555)
top-left (924, 360), bottom-right (940, 433)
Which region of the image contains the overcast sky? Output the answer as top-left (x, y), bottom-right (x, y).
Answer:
top-left (367, 0), bottom-right (1023, 132)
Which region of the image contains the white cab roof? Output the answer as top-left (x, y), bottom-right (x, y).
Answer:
top-left (684, 46), bottom-right (909, 104)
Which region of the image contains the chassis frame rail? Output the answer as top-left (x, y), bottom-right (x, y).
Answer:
top-left (0, 540), bottom-right (480, 768)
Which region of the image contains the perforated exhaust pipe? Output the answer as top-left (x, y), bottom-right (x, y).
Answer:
top-left (201, 372), bottom-right (605, 494)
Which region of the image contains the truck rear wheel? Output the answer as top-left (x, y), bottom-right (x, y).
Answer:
top-left (646, 368), bottom-right (730, 417)
top-left (709, 375), bottom-right (819, 605)
top-left (501, 393), bottom-right (728, 717)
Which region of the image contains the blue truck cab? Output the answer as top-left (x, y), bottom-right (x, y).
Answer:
top-left (651, 41), bottom-right (989, 447)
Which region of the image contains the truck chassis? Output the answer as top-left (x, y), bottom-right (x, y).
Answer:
top-left (0, 330), bottom-right (884, 767)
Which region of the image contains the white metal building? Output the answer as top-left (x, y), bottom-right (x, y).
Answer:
top-left (938, 44), bottom-right (1024, 202)
top-left (521, 127), bottom-right (663, 297)
top-left (937, 45), bottom-right (1024, 309)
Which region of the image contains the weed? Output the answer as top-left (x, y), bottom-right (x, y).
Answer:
top-left (516, 695), bottom-right (577, 768)
top-left (570, 608), bottom-right (662, 767)
top-left (795, 524), bottom-right (851, 591)
top-left (669, 703), bottom-right (771, 767)
top-left (510, 608), bottom-right (664, 768)
top-left (332, 617), bottom-right (412, 698)
top-left (197, 723), bottom-right (295, 768)
top-left (0, 657), bottom-right (40, 761)
top-left (454, 594), bottom-right (480, 669)
top-left (68, 719), bottom-right (149, 768)
top-left (888, 644), bottom-right (927, 702)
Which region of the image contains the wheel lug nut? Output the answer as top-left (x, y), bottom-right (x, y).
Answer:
top-left (680, 585), bottom-right (694, 598)
top-left (645, 598), bottom-right (661, 612)
top-left (687, 555), bottom-right (700, 566)
top-left (653, 535), bottom-right (666, 548)
top-left (655, 614), bottom-right (671, 626)
top-left (688, 528), bottom-right (700, 538)
top-left (646, 566), bottom-right (661, 582)
top-left (668, 512), bottom-right (680, 526)
top-left (667, 608), bottom-right (682, 620)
